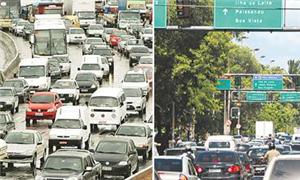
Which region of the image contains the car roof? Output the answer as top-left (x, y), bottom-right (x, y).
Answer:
top-left (91, 87), bottom-right (123, 97)
top-left (33, 92), bottom-right (57, 96)
top-left (50, 149), bottom-right (91, 158)
top-left (120, 122), bottom-right (149, 127)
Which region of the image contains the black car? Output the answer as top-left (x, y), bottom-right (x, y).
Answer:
top-left (0, 112), bottom-right (15, 138)
top-left (236, 143), bottom-right (251, 152)
top-left (237, 152), bottom-right (254, 179)
top-left (128, 46), bottom-right (151, 67)
top-left (92, 46), bottom-right (114, 72)
top-left (48, 58), bottom-right (62, 80)
top-left (194, 150), bottom-right (248, 180)
top-left (37, 149), bottom-right (102, 180)
top-left (93, 136), bottom-right (139, 178)
top-left (75, 72), bottom-right (99, 93)
top-left (3, 78), bottom-right (29, 103)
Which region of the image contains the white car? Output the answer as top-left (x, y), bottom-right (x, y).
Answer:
top-left (86, 24), bottom-right (104, 37)
top-left (204, 135), bottom-right (236, 151)
top-left (67, 28), bottom-right (87, 44)
top-left (123, 87), bottom-right (146, 116)
top-left (115, 123), bottom-right (152, 161)
top-left (140, 28), bottom-right (153, 42)
top-left (154, 156), bottom-right (200, 180)
top-left (13, 20), bottom-right (30, 36)
top-left (4, 130), bottom-right (47, 169)
top-left (48, 106), bottom-right (90, 153)
top-left (99, 56), bottom-right (110, 77)
top-left (122, 69), bottom-right (150, 98)
top-left (50, 79), bottom-right (80, 105)
top-left (78, 55), bottom-right (105, 83)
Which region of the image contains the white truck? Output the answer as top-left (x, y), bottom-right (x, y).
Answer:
top-left (256, 121), bottom-right (274, 139)
top-left (64, 0), bottom-right (96, 28)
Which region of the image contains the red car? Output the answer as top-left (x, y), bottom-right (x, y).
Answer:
top-left (26, 92), bottom-right (63, 126)
top-left (109, 30), bottom-right (127, 47)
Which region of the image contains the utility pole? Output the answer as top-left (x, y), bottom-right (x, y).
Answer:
top-left (172, 102), bottom-right (175, 142)
top-left (191, 107), bottom-right (196, 140)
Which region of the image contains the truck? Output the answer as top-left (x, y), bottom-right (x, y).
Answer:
top-left (64, 0), bottom-right (96, 28)
top-left (0, 0), bottom-right (21, 29)
top-left (117, 10), bottom-right (141, 29)
top-left (256, 121), bottom-right (274, 139)
top-left (35, 0), bottom-right (64, 15)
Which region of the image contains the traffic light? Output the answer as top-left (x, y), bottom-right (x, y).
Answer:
top-left (176, 0), bottom-right (190, 18)
top-left (234, 76), bottom-right (242, 87)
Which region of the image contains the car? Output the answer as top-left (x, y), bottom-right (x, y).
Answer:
top-left (136, 56), bottom-right (153, 88)
top-left (92, 136), bottom-right (138, 178)
top-left (4, 130), bottom-right (46, 171)
top-left (82, 37), bottom-right (105, 55)
top-left (115, 123), bottom-right (152, 161)
top-left (78, 55), bottom-right (105, 84)
top-left (91, 46), bottom-right (115, 72)
top-left (276, 144), bottom-right (292, 154)
top-left (13, 19), bottom-right (30, 36)
top-left (86, 24), bottom-right (104, 37)
top-left (75, 72), bottom-right (100, 93)
top-left (128, 46), bottom-right (151, 67)
top-left (124, 38), bottom-right (144, 57)
top-left (194, 150), bottom-right (248, 180)
top-left (3, 78), bottom-right (29, 103)
top-left (109, 29), bottom-right (127, 47)
top-left (140, 28), bottom-right (153, 48)
top-left (102, 28), bottom-right (115, 42)
top-left (154, 156), bottom-right (199, 180)
top-left (26, 92), bottom-right (63, 126)
top-left (263, 155), bottom-right (300, 180)
top-left (117, 35), bottom-right (135, 53)
top-left (67, 28), bottom-right (87, 44)
top-left (0, 87), bottom-right (19, 114)
top-left (176, 141), bottom-right (197, 148)
top-left (204, 135), bottom-right (236, 151)
top-left (21, 22), bottom-right (33, 40)
top-left (0, 112), bottom-right (15, 139)
top-left (122, 69), bottom-right (150, 98)
top-left (36, 149), bottom-right (102, 180)
top-left (50, 79), bottom-right (80, 105)
top-left (99, 56), bottom-right (110, 77)
top-left (236, 143), bottom-right (252, 152)
top-left (123, 87), bottom-right (146, 116)
top-left (238, 152), bottom-right (254, 179)
top-left (48, 58), bottom-right (62, 80)
top-left (48, 106), bottom-right (90, 154)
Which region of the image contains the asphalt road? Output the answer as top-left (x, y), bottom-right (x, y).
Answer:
top-left (0, 33), bottom-right (153, 180)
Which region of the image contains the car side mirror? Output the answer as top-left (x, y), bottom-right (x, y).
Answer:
top-left (77, 67), bottom-right (80, 71)
top-left (82, 125), bottom-right (87, 130)
top-left (88, 149), bottom-right (95, 153)
top-left (85, 166), bottom-right (93, 172)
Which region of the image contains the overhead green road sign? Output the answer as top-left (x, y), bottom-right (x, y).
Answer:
top-left (217, 79), bottom-right (231, 90)
top-left (246, 92), bottom-right (267, 102)
top-left (253, 75), bottom-right (283, 90)
top-left (214, 0), bottom-right (283, 29)
top-left (154, 0), bottom-right (167, 28)
top-left (280, 92), bottom-right (300, 102)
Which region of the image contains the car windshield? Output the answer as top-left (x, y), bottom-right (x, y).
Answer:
top-left (89, 24), bottom-right (103, 30)
top-left (93, 48), bottom-right (111, 56)
top-left (130, 47), bottom-right (149, 53)
top-left (44, 157), bottom-right (82, 171)
top-left (52, 81), bottom-right (76, 89)
top-left (139, 57), bottom-right (152, 64)
top-left (195, 152), bottom-right (236, 163)
top-left (124, 74), bottom-right (145, 82)
top-left (248, 148), bottom-right (268, 158)
top-left (70, 29), bottom-right (84, 34)
top-left (86, 38), bottom-right (103, 44)
top-left (89, 97), bottom-right (118, 107)
top-left (3, 81), bottom-right (23, 88)
top-left (96, 141), bottom-right (127, 154)
top-left (270, 160), bottom-right (300, 180)
top-left (35, 30), bottom-right (67, 55)
top-left (116, 126), bottom-right (146, 137)
top-left (123, 88), bottom-right (142, 97)
top-left (209, 141), bottom-right (231, 149)
top-left (19, 66), bottom-right (45, 77)
top-left (52, 119), bottom-right (81, 129)
top-left (0, 89), bottom-right (13, 96)
top-left (155, 159), bottom-right (182, 172)
top-left (0, 114), bottom-right (7, 124)
top-left (31, 95), bottom-right (54, 103)
top-left (75, 74), bottom-right (95, 81)
top-left (81, 64), bottom-right (101, 70)
top-left (5, 132), bottom-right (34, 144)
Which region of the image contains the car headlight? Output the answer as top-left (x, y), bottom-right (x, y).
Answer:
top-left (111, 114), bottom-right (116, 119)
top-left (91, 84), bottom-right (96, 88)
top-left (26, 108), bottom-right (32, 112)
top-left (47, 108), bottom-right (56, 112)
top-left (69, 94), bottom-right (74, 97)
top-left (131, 56), bottom-right (137, 59)
top-left (118, 161), bottom-right (128, 166)
top-left (35, 175), bottom-right (44, 180)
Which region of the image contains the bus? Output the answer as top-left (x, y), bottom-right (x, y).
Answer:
top-left (31, 14), bottom-right (70, 75)
top-left (35, 0), bottom-right (64, 15)
top-left (0, 0), bottom-right (21, 28)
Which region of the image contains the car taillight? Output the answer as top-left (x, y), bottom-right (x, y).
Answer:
top-left (245, 164), bottom-right (251, 173)
top-left (195, 165), bottom-right (204, 174)
top-left (227, 165), bottom-right (241, 173)
top-left (179, 174), bottom-right (188, 180)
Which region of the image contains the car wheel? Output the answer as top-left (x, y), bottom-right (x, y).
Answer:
top-left (16, 104), bottom-right (19, 113)
top-left (49, 143), bottom-right (53, 154)
top-left (124, 165), bottom-right (132, 178)
top-left (142, 151), bottom-right (147, 162)
top-left (10, 106), bottom-right (15, 114)
top-left (133, 162), bottom-right (139, 174)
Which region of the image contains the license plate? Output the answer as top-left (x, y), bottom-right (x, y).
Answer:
top-left (256, 167), bottom-right (265, 171)
top-left (59, 141), bottom-right (67, 145)
top-left (209, 169), bottom-right (221, 173)
top-left (81, 89), bottom-right (88, 92)
top-left (99, 121), bottom-right (106, 124)
top-left (60, 98), bottom-right (65, 100)
top-left (35, 113), bottom-right (43, 116)
top-left (103, 166), bottom-right (112, 171)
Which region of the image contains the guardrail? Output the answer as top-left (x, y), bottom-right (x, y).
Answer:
top-left (0, 30), bottom-right (20, 84)
top-left (125, 166), bottom-right (152, 180)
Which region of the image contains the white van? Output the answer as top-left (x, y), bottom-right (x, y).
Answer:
top-left (204, 135), bottom-right (236, 151)
top-left (17, 58), bottom-right (51, 93)
top-left (78, 55), bottom-right (104, 83)
top-left (87, 87), bottom-right (126, 132)
top-left (48, 106), bottom-right (90, 153)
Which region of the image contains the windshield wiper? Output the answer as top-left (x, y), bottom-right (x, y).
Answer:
top-left (96, 150), bottom-right (121, 154)
top-left (44, 167), bottom-right (59, 170)
top-left (60, 168), bottom-right (78, 171)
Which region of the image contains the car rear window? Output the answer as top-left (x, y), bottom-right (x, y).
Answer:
top-left (270, 160), bottom-right (300, 180)
top-left (155, 159), bottom-right (182, 172)
top-left (195, 152), bottom-right (237, 163)
top-left (209, 141), bottom-right (231, 149)
top-left (164, 149), bottom-right (185, 156)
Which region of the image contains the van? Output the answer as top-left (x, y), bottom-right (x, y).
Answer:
top-left (87, 87), bottom-right (126, 132)
top-left (78, 55), bottom-right (104, 84)
top-left (204, 135), bottom-right (236, 151)
top-left (17, 58), bottom-right (51, 93)
top-left (48, 106), bottom-right (90, 153)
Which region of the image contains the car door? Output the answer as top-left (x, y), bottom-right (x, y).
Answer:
top-left (129, 140), bottom-right (139, 171)
top-left (82, 157), bottom-right (93, 180)
top-left (36, 132), bottom-right (45, 159)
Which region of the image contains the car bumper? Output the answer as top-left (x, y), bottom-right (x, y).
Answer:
top-left (58, 94), bottom-right (76, 103)
top-left (49, 139), bottom-right (81, 147)
top-left (26, 111), bottom-right (56, 120)
top-left (79, 87), bottom-right (97, 93)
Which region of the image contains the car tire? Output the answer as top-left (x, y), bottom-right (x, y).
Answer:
top-left (49, 143), bottom-right (53, 154)
top-left (10, 106), bottom-right (15, 115)
top-left (124, 165), bottom-right (132, 178)
top-left (16, 105), bottom-right (19, 113)
top-left (142, 151), bottom-right (147, 162)
top-left (133, 162), bottom-right (139, 174)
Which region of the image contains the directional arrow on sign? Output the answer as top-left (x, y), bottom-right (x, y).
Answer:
top-left (223, 8), bottom-right (228, 15)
